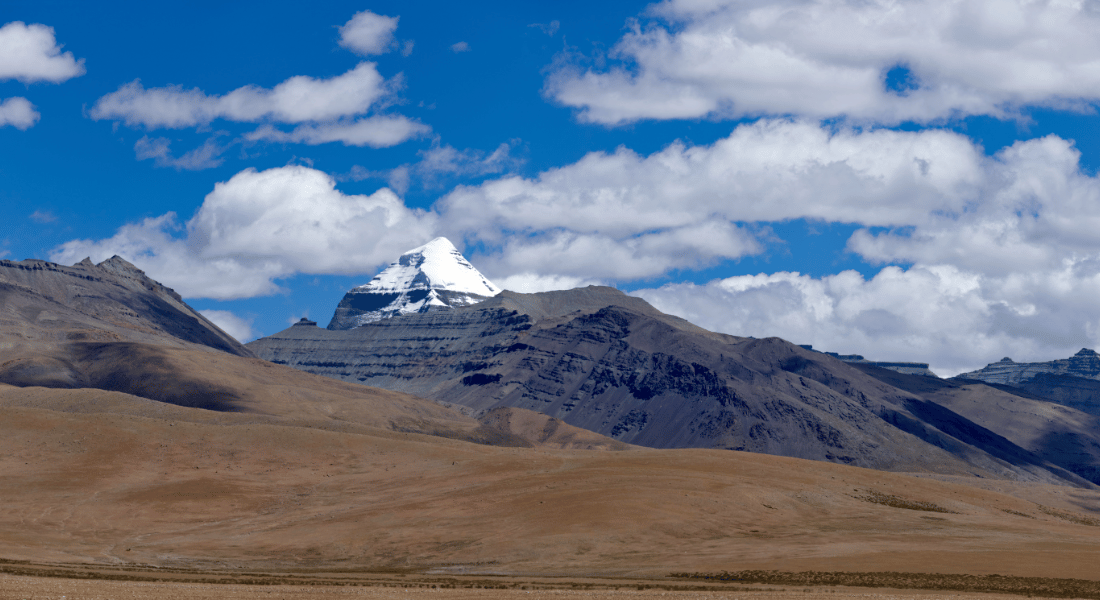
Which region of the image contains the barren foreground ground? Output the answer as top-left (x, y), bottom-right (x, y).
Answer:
top-left (5, 378), bottom-right (1100, 588)
top-left (0, 572), bottom-right (1092, 600)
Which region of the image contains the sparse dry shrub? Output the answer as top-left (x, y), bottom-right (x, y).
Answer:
top-left (857, 490), bottom-right (955, 513)
top-left (1037, 504), bottom-right (1100, 526)
top-left (670, 570), bottom-right (1100, 598)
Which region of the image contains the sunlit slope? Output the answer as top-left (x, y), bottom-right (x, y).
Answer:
top-left (3, 385), bottom-right (1100, 579)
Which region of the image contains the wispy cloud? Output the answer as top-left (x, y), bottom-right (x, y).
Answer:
top-left (528, 21), bottom-right (560, 36)
top-left (91, 63), bottom-right (396, 129)
top-left (29, 210), bottom-right (56, 224)
top-left (134, 135), bottom-right (226, 170)
top-left (245, 115), bottom-right (429, 148)
top-left (337, 140), bottom-right (523, 192)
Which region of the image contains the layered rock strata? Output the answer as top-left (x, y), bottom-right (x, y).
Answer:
top-left (960, 349), bottom-right (1100, 385)
top-left (249, 286), bottom-right (1092, 485)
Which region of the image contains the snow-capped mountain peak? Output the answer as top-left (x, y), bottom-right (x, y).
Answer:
top-left (357, 237), bottom-right (500, 296)
top-left (327, 238), bottom-right (501, 330)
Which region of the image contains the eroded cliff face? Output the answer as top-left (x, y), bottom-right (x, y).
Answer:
top-left (956, 349), bottom-right (1100, 418)
top-left (248, 286), bottom-right (1091, 485)
top-left (960, 349), bottom-right (1100, 386)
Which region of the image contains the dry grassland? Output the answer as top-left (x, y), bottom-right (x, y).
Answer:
top-left (5, 380), bottom-right (1100, 593)
top-left (1, 571), bottom-right (1096, 600)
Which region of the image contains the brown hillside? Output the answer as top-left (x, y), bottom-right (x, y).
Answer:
top-left (4, 383), bottom-right (1100, 579)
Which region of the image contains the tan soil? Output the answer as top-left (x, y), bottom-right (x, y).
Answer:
top-left (4, 382), bottom-right (1100, 580)
top-left (0, 572), bottom-right (1082, 600)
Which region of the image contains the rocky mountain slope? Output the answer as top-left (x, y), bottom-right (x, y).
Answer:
top-left (0, 255), bottom-right (256, 392)
top-left (0, 256), bottom-right (497, 442)
top-left (249, 286), bottom-right (1098, 486)
top-left (327, 237), bottom-right (500, 330)
top-left (855, 363), bottom-right (1100, 485)
top-left (0, 256), bottom-right (248, 357)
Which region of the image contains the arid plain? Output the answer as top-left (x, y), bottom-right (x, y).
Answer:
top-left (5, 361), bottom-right (1100, 593)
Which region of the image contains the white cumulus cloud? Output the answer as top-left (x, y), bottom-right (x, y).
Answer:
top-left (199, 309), bottom-right (256, 342)
top-left (436, 119), bottom-right (982, 278)
top-left (847, 135), bottom-right (1100, 277)
top-left (53, 118), bottom-right (1100, 371)
top-left (547, 0), bottom-right (1100, 125)
top-left (338, 10), bottom-right (399, 55)
top-left (634, 262), bottom-right (1100, 377)
top-left (0, 97), bottom-right (39, 129)
top-left (493, 273), bottom-right (602, 294)
top-left (0, 21), bottom-right (85, 83)
top-left (90, 15), bottom-right (425, 152)
top-left (51, 166), bottom-right (437, 299)
top-left (470, 225), bottom-right (761, 282)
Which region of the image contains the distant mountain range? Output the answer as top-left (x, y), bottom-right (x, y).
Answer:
top-left (957, 349), bottom-right (1100, 417)
top-left (7, 249), bottom-right (1100, 489)
top-left (0, 254), bottom-right (624, 449)
top-left (248, 239), bottom-right (1100, 487)
top-left (799, 345), bottom-right (935, 376)
top-left (960, 349), bottom-right (1100, 385)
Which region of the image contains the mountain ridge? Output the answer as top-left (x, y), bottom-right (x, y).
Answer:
top-left (0, 256), bottom-right (249, 358)
top-left (955, 349), bottom-right (1100, 418)
top-left (959, 349), bottom-right (1100, 385)
top-left (249, 285), bottom-right (1098, 487)
top-left (0, 255), bottom-right (632, 449)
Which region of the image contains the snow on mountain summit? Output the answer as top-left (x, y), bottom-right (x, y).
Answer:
top-left (327, 238), bottom-right (501, 330)
top-left (356, 237), bottom-right (500, 296)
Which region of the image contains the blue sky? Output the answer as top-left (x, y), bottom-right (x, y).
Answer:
top-left (6, 0), bottom-right (1100, 375)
